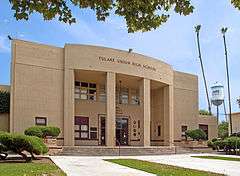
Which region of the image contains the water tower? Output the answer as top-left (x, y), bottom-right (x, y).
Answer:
top-left (211, 82), bottom-right (224, 123)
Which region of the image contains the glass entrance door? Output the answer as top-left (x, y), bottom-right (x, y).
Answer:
top-left (116, 118), bottom-right (128, 146)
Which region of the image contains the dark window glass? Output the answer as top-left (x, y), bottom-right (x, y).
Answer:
top-left (157, 125), bottom-right (161, 136)
top-left (81, 82), bottom-right (88, 87)
top-left (75, 81), bottom-right (80, 86)
top-left (89, 83), bottom-right (96, 88)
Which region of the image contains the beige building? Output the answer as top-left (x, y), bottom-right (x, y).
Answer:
top-left (231, 112), bottom-right (240, 133)
top-left (2, 39), bottom-right (218, 147)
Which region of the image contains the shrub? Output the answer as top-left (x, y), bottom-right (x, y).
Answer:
top-left (0, 132), bottom-right (48, 162)
top-left (230, 132), bottom-right (240, 137)
top-left (41, 126), bottom-right (61, 138)
top-left (185, 129), bottom-right (207, 141)
top-left (24, 126), bottom-right (61, 138)
top-left (24, 126), bottom-right (43, 138)
top-left (218, 121), bottom-right (229, 139)
top-left (199, 109), bottom-right (212, 116)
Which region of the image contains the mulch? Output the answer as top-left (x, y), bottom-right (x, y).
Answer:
top-left (0, 156), bottom-right (52, 164)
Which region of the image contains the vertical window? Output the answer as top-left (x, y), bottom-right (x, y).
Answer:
top-left (75, 81), bottom-right (96, 101)
top-left (181, 125), bottom-right (188, 137)
top-left (90, 127), bottom-right (97, 139)
top-left (75, 117), bottom-right (89, 139)
top-left (131, 89), bottom-right (140, 105)
top-left (99, 85), bottom-right (106, 102)
top-left (120, 87), bottom-right (129, 104)
top-left (35, 117), bottom-right (47, 126)
top-left (157, 125), bottom-right (161, 136)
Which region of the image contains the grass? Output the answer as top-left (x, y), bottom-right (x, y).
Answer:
top-left (0, 162), bottom-right (66, 176)
top-left (192, 155), bottom-right (240, 162)
top-left (105, 159), bottom-right (224, 176)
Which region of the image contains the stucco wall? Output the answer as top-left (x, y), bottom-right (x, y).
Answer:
top-left (232, 112), bottom-right (240, 133)
top-left (173, 71), bottom-right (199, 141)
top-left (0, 113), bottom-right (9, 132)
top-left (11, 40), bottom-right (64, 137)
top-left (198, 115), bottom-right (218, 140)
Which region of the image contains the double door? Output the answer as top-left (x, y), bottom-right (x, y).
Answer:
top-left (99, 116), bottom-right (128, 146)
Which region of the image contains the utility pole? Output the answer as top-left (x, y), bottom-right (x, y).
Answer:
top-left (221, 27), bottom-right (233, 135)
top-left (195, 25), bottom-right (212, 114)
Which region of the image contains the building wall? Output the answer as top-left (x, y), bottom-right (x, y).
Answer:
top-left (10, 40), bottom-right (64, 138)
top-left (198, 115), bottom-right (218, 140)
top-left (9, 39), bottom-right (216, 146)
top-left (0, 114), bottom-right (9, 132)
top-left (173, 71), bottom-right (199, 141)
top-left (150, 88), bottom-right (165, 145)
top-left (232, 113), bottom-right (240, 133)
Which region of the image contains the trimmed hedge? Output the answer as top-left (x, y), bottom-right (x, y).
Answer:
top-left (0, 131), bottom-right (48, 162)
top-left (208, 136), bottom-right (240, 154)
top-left (25, 126), bottom-right (61, 138)
top-left (185, 129), bottom-right (207, 141)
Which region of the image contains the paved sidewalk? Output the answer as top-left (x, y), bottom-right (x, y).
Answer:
top-left (50, 154), bottom-right (240, 176)
top-left (50, 156), bottom-right (154, 176)
top-left (133, 154), bottom-right (240, 176)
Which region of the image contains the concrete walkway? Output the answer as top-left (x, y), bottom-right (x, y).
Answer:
top-left (50, 154), bottom-right (240, 176)
top-left (50, 156), bottom-right (154, 176)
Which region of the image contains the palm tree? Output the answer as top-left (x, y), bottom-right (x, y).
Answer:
top-left (195, 25), bottom-right (212, 114)
top-left (237, 97), bottom-right (240, 108)
top-left (221, 27), bottom-right (233, 135)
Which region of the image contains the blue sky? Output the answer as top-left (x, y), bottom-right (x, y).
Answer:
top-left (0, 1), bottom-right (239, 121)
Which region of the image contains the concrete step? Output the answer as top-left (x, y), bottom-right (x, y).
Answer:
top-left (57, 146), bottom-right (176, 156)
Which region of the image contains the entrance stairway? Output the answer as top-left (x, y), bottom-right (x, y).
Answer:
top-left (57, 146), bottom-right (176, 156)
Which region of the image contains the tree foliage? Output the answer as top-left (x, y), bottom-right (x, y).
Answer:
top-left (0, 132), bottom-right (48, 162)
top-left (9, 0), bottom-right (194, 33)
top-left (24, 126), bottom-right (61, 138)
top-left (218, 121), bottom-right (229, 139)
top-left (199, 109), bottom-right (212, 116)
top-left (0, 91), bottom-right (10, 114)
top-left (185, 129), bottom-right (207, 141)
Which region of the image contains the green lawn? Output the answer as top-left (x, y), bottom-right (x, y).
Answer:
top-left (0, 162), bottom-right (66, 176)
top-left (105, 159), bottom-right (224, 176)
top-left (192, 155), bottom-right (240, 162)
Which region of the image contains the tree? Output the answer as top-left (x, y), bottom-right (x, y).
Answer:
top-left (237, 97), bottom-right (240, 108)
top-left (218, 121), bottom-right (229, 139)
top-left (9, 0), bottom-right (195, 33)
top-left (0, 91), bottom-right (10, 114)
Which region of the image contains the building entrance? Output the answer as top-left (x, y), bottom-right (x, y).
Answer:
top-left (116, 118), bottom-right (128, 146)
top-left (99, 116), bottom-right (128, 146)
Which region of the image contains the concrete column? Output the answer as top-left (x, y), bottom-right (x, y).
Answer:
top-left (63, 69), bottom-right (75, 146)
top-left (140, 78), bottom-right (151, 147)
top-left (163, 85), bottom-right (174, 146)
top-left (106, 72), bottom-right (116, 146)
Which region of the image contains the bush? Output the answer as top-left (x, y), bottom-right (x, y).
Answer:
top-left (41, 126), bottom-right (61, 138)
top-left (24, 126), bottom-right (43, 138)
top-left (0, 132), bottom-right (48, 162)
top-left (208, 136), bottom-right (240, 154)
top-left (185, 129), bottom-right (207, 141)
top-left (230, 132), bottom-right (240, 137)
top-left (199, 109), bottom-right (212, 116)
top-left (24, 126), bottom-right (61, 138)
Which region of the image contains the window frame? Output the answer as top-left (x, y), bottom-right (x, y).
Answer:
top-left (74, 116), bottom-right (89, 140)
top-left (35, 117), bottom-right (47, 126)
